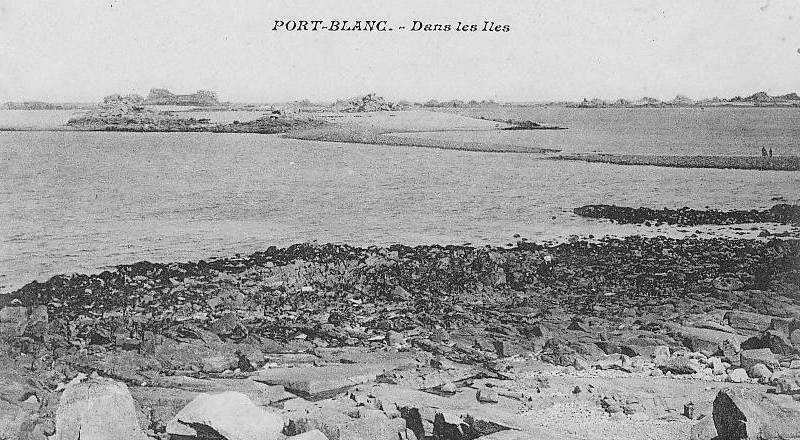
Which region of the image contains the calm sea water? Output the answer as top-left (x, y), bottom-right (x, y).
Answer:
top-left (1, 108), bottom-right (799, 291)
top-left (426, 107), bottom-right (800, 156)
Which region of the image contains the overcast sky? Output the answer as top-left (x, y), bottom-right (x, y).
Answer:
top-left (1, 0), bottom-right (799, 102)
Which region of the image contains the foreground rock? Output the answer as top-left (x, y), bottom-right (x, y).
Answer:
top-left (1, 236), bottom-right (799, 439)
top-left (167, 391), bottom-right (284, 440)
top-left (712, 389), bottom-right (800, 439)
top-left (53, 376), bottom-right (148, 440)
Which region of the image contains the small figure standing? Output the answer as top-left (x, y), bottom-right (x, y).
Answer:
top-left (769, 148), bottom-right (773, 157)
top-left (762, 146), bottom-right (767, 157)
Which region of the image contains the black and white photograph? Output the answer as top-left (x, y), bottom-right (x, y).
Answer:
top-left (1, 1), bottom-right (800, 439)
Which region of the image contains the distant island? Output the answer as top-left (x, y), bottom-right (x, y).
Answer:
top-left (143, 88), bottom-right (220, 106)
top-left (5, 89), bottom-right (800, 111)
top-left (65, 98), bottom-right (324, 134)
top-left (3, 89), bottom-right (800, 170)
top-left (566, 91), bottom-right (800, 108)
top-left (332, 93), bottom-right (410, 112)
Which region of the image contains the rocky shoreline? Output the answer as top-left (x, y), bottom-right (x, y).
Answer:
top-left (554, 153), bottom-right (800, 171)
top-left (470, 117), bottom-right (566, 130)
top-left (574, 204), bottom-right (800, 227)
top-left (288, 126), bottom-right (562, 154)
top-left (2, 236), bottom-right (800, 439)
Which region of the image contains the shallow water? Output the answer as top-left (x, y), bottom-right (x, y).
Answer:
top-left (1, 109), bottom-right (799, 291)
top-left (422, 107), bottom-right (800, 156)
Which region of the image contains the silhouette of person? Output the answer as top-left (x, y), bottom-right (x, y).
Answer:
top-left (762, 147), bottom-right (767, 157)
top-left (769, 148), bottom-right (773, 157)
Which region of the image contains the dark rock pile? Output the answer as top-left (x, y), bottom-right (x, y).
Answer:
top-left (66, 105), bottom-right (326, 134)
top-left (333, 94), bottom-right (408, 112)
top-left (4, 237), bottom-right (800, 364)
top-left (2, 237), bottom-right (800, 439)
top-left (574, 204), bottom-right (800, 226)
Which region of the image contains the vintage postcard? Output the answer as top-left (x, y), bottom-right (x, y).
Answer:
top-left (1, 1), bottom-right (799, 439)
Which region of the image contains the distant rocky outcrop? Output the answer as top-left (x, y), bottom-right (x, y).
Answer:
top-left (66, 101), bottom-right (324, 134)
top-left (567, 91), bottom-right (800, 108)
top-left (778, 92), bottom-right (800, 101)
top-left (66, 102), bottom-right (211, 131)
top-left (422, 99), bottom-right (498, 108)
top-left (334, 93), bottom-right (408, 112)
top-left (668, 94), bottom-right (695, 106)
top-left (103, 94), bottom-right (144, 105)
top-left (143, 88), bottom-right (219, 106)
top-left (731, 91), bottom-right (800, 104)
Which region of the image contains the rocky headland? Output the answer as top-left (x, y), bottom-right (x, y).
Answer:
top-left (1, 235), bottom-right (800, 439)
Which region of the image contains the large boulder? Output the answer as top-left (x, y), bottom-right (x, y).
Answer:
top-left (713, 389), bottom-right (800, 439)
top-left (762, 330), bottom-right (796, 355)
top-left (740, 349), bottom-right (779, 373)
top-left (0, 377), bottom-right (43, 440)
top-left (0, 306), bottom-right (28, 338)
top-left (167, 391), bottom-right (284, 440)
top-left (791, 329), bottom-right (800, 348)
top-left (24, 305), bottom-right (48, 339)
top-left (769, 317), bottom-right (797, 336)
top-left (668, 324), bottom-right (746, 357)
top-left (741, 331), bottom-right (796, 356)
top-left (211, 311), bottom-right (241, 337)
top-left (52, 377), bottom-right (148, 440)
top-left (725, 311), bottom-right (775, 334)
top-left (773, 370), bottom-right (800, 395)
top-left (658, 356), bottom-right (704, 375)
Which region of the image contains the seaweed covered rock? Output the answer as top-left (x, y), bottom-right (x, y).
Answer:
top-left (574, 204), bottom-right (800, 226)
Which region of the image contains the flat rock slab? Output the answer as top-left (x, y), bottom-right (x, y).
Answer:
top-left (380, 365), bottom-right (482, 390)
top-left (725, 311), bottom-right (777, 334)
top-left (667, 324), bottom-right (749, 356)
top-left (313, 347), bottom-right (421, 368)
top-left (253, 364), bottom-right (389, 399)
top-left (167, 391), bottom-right (284, 440)
top-left (368, 384), bottom-right (581, 439)
top-left (476, 429), bottom-right (571, 440)
top-left (152, 376), bottom-right (291, 405)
